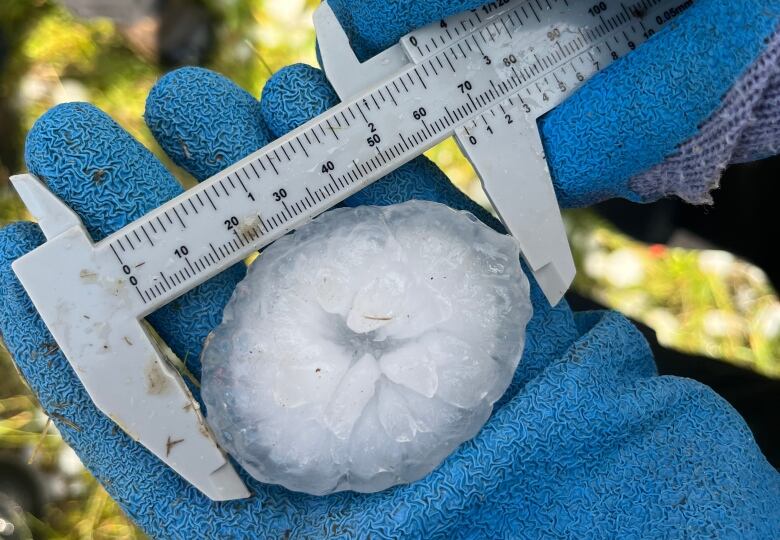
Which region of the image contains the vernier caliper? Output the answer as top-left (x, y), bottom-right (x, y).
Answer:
top-left (10, 0), bottom-right (691, 500)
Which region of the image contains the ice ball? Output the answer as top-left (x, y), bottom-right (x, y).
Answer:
top-left (201, 201), bottom-right (532, 495)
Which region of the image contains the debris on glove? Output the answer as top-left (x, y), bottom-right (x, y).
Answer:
top-left (201, 201), bottom-right (532, 495)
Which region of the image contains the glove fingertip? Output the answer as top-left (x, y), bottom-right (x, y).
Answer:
top-left (145, 67), bottom-right (272, 181)
top-left (24, 102), bottom-right (183, 242)
top-left (327, 0), bottom-right (482, 60)
top-left (260, 63), bottom-right (339, 139)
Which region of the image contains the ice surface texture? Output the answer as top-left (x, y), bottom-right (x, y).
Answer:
top-left (201, 201), bottom-right (532, 495)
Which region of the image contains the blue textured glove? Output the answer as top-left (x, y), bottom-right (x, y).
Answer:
top-left (327, 0), bottom-right (780, 207)
top-left (2, 1), bottom-right (780, 538)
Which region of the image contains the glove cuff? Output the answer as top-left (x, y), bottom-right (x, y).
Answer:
top-left (628, 26), bottom-right (780, 204)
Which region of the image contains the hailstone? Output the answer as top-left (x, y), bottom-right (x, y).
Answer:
top-left (201, 201), bottom-right (532, 495)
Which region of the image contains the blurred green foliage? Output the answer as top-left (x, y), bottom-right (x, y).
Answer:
top-left (566, 210), bottom-right (780, 378)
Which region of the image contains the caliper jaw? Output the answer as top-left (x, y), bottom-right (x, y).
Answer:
top-left (10, 174), bottom-right (249, 502)
top-left (455, 121), bottom-right (575, 305)
top-left (12, 172), bottom-right (81, 238)
top-left (314, 2), bottom-right (410, 101)
top-left (315, 1), bottom-right (575, 305)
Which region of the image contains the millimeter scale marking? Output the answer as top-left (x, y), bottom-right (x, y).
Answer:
top-left (11, 0), bottom-right (695, 500)
top-left (53, 0), bottom-right (681, 317)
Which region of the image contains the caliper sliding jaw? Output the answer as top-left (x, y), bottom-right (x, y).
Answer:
top-left (316, 2), bottom-right (575, 303)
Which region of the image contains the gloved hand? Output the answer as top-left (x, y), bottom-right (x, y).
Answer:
top-left (325, 0), bottom-right (780, 207)
top-left (2, 0), bottom-right (780, 538)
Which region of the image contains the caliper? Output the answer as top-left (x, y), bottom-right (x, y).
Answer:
top-left (10, 0), bottom-right (693, 500)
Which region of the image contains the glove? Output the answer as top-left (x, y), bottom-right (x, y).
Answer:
top-left (327, 0), bottom-right (780, 207)
top-left (2, 0), bottom-right (780, 537)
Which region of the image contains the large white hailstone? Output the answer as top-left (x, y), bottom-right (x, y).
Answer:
top-left (201, 201), bottom-right (532, 495)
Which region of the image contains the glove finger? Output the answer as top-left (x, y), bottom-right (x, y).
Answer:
top-left (327, 0), bottom-right (483, 60)
top-left (330, 0), bottom-right (780, 207)
top-left (145, 67), bottom-right (273, 182)
top-left (260, 63), bottom-right (340, 139)
top-left (25, 103), bottom-right (182, 242)
top-left (540, 0), bottom-right (780, 206)
top-left (621, 26), bottom-right (780, 203)
top-left (24, 103), bottom-right (245, 380)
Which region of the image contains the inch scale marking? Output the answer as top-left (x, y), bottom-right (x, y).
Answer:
top-left (11, 0), bottom-right (694, 500)
top-left (108, 0), bottom-right (678, 315)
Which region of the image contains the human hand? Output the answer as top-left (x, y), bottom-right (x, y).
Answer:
top-left (2, 0), bottom-right (779, 537)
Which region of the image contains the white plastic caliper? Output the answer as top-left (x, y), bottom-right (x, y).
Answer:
top-left (10, 0), bottom-right (690, 500)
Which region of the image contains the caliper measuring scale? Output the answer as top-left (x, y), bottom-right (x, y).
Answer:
top-left (10, 0), bottom-right (695, 500)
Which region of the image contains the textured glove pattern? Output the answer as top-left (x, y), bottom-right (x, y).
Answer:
top-left (630, 28), bottom-right (780, 203)
top-left (329, 0), bottom-right (780, 207)
top-left (1, 0), bottom-right (780, 537)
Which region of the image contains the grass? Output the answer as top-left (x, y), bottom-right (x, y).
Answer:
top-left (565, 209), bottom-right (780, 378)
top-left (0, 348), bottom-right (145, 538)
